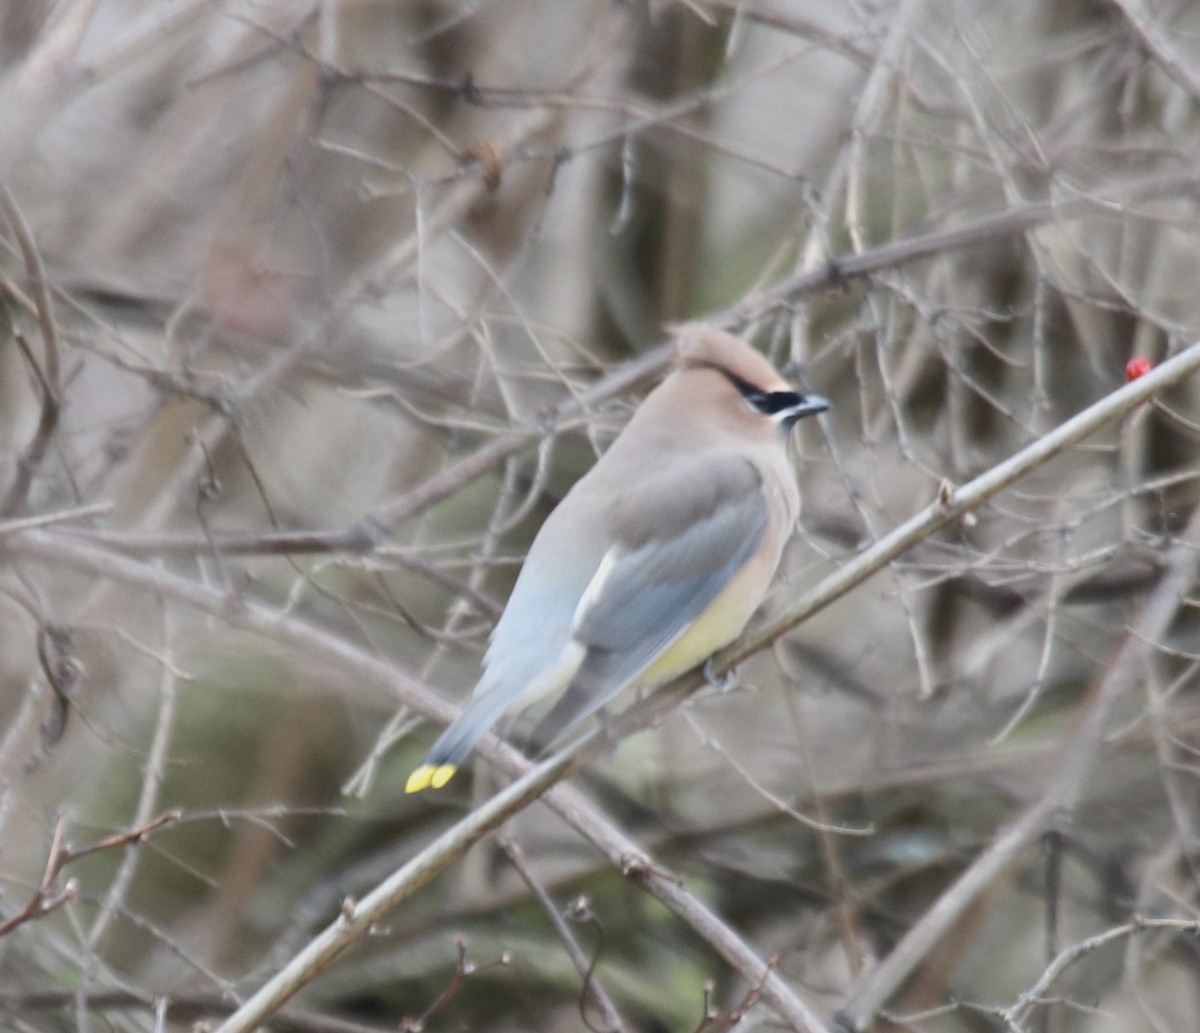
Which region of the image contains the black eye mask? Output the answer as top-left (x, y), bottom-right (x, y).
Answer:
top-left (724, 373), bottom-right (830, 425)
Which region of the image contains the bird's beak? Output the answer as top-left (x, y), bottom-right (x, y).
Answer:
top-left (780, 394), bottom-right (830, 427)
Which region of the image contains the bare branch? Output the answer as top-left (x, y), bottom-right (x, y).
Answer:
top-left (0, 177), bottom-right (62, 516)
top-left (498, 828), bottom-right (635, 1033)
top-left (1004, 917), bottom-right (1200, 1030)
top-left (835, 495), bottom-right (1200, 1031)
top-left (0, 811), bottom-right (180, 939)
top-left (12, 335), bottom-right (1199, 1033)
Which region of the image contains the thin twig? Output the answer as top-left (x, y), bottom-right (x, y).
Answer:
top-left (1107, 0), bottom-right (1200, 103)
top-left (80, 599), bottom-right (179, 983)
top-left (0, 177), bottom-right (62, 516)
top-left (64, 525), bottom-right (379, 556)
top-left (700, 0), bottom-right (877, 70)
top-left (0, 502), bottom-right (113, 536)
top-left (1003, 917), bottom-right (1200, 1030)
top-left (366, 342), bottom-right (673, 530)
top-left (59, 527), bottom-right (503, 619)
top-left (0, 811), bottom-right (180, 939)
top-left (399, 939), bottom-right (512, 1031)
top-left (0, 817), bottom-right (77, 938)
top-left (497, 827), bottom-right (634, 1033)
top-left (0, 987), bottom-right (403, 1033)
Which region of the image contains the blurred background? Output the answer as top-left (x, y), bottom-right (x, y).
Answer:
top-left (1, 1), bottom-right (1199, 1030)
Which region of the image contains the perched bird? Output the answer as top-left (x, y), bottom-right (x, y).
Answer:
top-left (405, 326), bottom-right (828, 793)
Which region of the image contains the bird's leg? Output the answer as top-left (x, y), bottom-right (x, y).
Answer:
top-left (703, 657), bottom-right (736, 693)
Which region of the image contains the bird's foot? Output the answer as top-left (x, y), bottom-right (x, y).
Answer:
top-left (703, 657), bottom-right (736, 693)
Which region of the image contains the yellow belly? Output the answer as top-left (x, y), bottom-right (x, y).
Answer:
top-left (636, 558), bottom-right (767, 686)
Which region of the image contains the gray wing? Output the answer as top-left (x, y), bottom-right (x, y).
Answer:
top-left (530, 453), bottom-right (767, 750)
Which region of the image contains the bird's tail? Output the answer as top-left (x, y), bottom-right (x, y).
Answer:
top-left (405, 687), bottom-right (514, 793)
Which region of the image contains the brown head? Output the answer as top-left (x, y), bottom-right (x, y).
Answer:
top-left (588, 324), bottom-right (828, 496)
top-left (674, 324), bottom-right (794, 392)
top-left (663, 324), bottom-right (829, 439)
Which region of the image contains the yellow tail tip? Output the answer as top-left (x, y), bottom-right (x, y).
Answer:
top-left (405, 763), bottom-right (458, 794)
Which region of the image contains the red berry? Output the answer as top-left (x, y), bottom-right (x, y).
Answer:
top-left (1125, 357), bottom-right (1153, 381)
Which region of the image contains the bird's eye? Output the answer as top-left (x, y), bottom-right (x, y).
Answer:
top-left (748, 390), bottom-right (807, 415)
top-left (725, 373), bottom-right (802, 414)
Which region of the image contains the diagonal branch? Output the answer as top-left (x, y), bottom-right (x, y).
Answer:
top-left (359, 165), bottom-right (1200, 533)
top-left (11, 341), bottom-right (1199, 1033)
top-left (726, 340), bottom-right (1200, 665)
top-left (1107, 0), bottom-right (1200, 104)
top-left (712, 165), bottom-right (1200, 328)
top-left (6, 526), bottom-right (832, 1033)
top-left (835, 495), bottom-right (1200, 1031)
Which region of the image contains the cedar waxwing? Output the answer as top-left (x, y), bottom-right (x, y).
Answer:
top-left (405, 326), bottom-right (828, 793)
